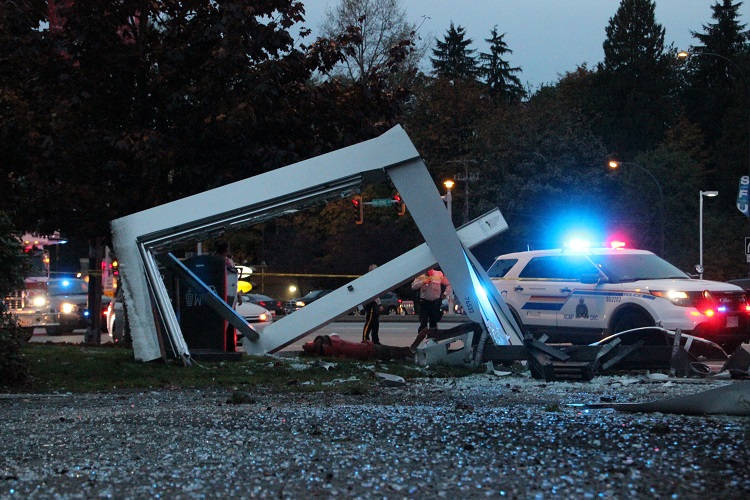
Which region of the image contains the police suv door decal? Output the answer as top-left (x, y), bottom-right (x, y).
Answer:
top-left (558, 290), bottom-right (611, 327)
top-left (514, 256), bottom-right (583, 328)
top-left (518, 284), bottom-right (570, 327)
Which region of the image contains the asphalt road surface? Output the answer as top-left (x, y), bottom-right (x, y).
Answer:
top-left (279, 319), bottom-right (424, 351)
top-left (26, 319), bottom-right (429, 350)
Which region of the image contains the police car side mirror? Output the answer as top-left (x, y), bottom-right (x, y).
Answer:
top-left (580, 273), bottom-right (606, 285)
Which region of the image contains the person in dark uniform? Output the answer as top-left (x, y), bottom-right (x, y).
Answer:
top-left (362, 264), bottom-right (381, 344)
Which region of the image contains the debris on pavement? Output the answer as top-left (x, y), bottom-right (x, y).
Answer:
top-left (375, 372), bottom-right (407, 387)
top-left (573, 380), bottom-right (750, 416)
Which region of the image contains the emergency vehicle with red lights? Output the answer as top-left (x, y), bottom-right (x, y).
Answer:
top-left (4, 232), bottom-right (67, 335)
top-left (487, 241), bottom-right (750, 351)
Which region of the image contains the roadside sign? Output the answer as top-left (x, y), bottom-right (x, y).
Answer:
top-left (746, 237), bottom-right (750, 261)
top-left (369, 198), bottom-right (394, 207)
top-left (739, 176), bottom-right (750, 217)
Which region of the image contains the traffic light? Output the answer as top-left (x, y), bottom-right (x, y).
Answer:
top-left (352, 195), bottom-right (364, 224)
top-left (393, 193), bottom-right (406, 216)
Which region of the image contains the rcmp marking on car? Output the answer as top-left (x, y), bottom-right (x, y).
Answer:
top-left (521, 296), bottom-right (567, 311)
top-left (520, 291), bottom-right (649, 312)
top-left (562, 313), bottom-right (600, 321)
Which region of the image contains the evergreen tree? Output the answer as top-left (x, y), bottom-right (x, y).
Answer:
top-left (680, 0), bottom-right (750, 257)
top-left (596, 0), bottom-right (677, 158)
top-left (430, 23), bottom-right (478, 81)
top-left (478, 26), bottom-right (525, 102)
top-left (693, 0), bottom-right (748, 58)
top-left (682, 0), bottom-right (749, 163)
top-left (603, 0), bottom-right (665, 74)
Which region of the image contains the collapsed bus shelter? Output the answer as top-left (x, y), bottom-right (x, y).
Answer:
top-left (111, 125), bottom-right (524, 365)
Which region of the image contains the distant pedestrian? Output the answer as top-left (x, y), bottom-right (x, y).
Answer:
top-left (214, 240), bottom-right (237, 273)
top-left (411, 268), bottom-right (451, 334)
top-left (214, 239), bottom-right (239, 308)
top-left (214, 239), bottom-right (239, 352)
top-left (362, 264), bottom-right (381, 344)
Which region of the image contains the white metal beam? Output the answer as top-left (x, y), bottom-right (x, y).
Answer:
top-left (243, 209), bottom-right (512, 354)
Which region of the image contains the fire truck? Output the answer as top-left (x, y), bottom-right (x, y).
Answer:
top-left (4, 232), bottom-right (67, 335)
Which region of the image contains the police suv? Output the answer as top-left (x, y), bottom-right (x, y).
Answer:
top-left (487, 246), bottom-right (750, 350)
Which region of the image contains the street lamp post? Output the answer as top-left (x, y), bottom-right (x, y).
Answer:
top-left (442, 179), bottom-right (455, 314)
top-left (443, 180), bottom-right (454, 225)
top-left (699, 190), bottom-right (719, 279)
top-left (608, 160), bottom-right (665, 256)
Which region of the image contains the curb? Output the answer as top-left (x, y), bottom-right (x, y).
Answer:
top-left (335, 314), bottom-right (469, 323)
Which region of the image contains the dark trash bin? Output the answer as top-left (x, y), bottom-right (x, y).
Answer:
top-left (179, 255), bottom-right (234, 352)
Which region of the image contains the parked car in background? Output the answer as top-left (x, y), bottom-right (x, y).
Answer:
top-left (243, 293), bottom-right (285, 317)
top-left (235, 295), bottom-right (273, 343)
top-left (379, 292), bottom-right (402, 315)
top-left (727, 278), bottom-right (750, 291)
top-left (349, 292), bottom-right (404, 316)
top-left (286, 290), bottom-right (333, 314)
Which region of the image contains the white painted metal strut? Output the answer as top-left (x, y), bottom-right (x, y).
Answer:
top-left (242, 208), bottom-right (516, 355)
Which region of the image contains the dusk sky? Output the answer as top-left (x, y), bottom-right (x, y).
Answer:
top-left (300, 0), bottom-right (750, 90)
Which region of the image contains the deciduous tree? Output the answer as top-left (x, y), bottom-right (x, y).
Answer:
top-left (320, 0), bottom-right (420, 85)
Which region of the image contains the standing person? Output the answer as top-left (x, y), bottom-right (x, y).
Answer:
top-left (362, 264), bottom-right (381, 344)
top-left (214, 239), bottom-right (239, 351)
top-left (214, 240), bottom-right (237, 273)
top-left (411, 268), bottom-right (451, 334)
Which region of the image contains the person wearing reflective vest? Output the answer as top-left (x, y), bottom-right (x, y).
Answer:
top-left (411, 268), bottom-right (451, 334)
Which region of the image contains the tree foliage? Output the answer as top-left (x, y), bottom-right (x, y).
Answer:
top-left (0, 211), bottom-right (31, 388)
top-left (430, 23), bottom-right (478, 81)
top-left (683, 0), bottom-right (749, 139)
top-left (320, 0), bottom-right (420, 85)
top-left (3, 0), bottom-right (750, 285)
top-left (682, 1), bottom-right (750, 191)
top-left (403, 77), bottom-right (488, 217)
top-left (478, 26), bottom-right (525, 102)
top-left (596, 0), bottom-right (677, 158)
top-left (0, 0), bottom-right (415, 275)
top-left (475, 81), bottom-right (610, 252)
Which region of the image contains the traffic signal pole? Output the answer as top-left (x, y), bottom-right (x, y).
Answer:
top-left (352, 195), bottom-right (363, 224)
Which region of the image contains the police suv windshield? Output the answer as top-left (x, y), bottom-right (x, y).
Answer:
top-left (588, 253), bottom-right (689, 283)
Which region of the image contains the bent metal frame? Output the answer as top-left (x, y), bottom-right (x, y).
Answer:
top-left (111, 125), bottom-right (524, 365)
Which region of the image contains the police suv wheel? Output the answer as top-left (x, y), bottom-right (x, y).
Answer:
top-left (612, 310), bottom-right (658, 344)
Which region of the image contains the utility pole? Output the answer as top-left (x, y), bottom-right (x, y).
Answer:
top-left (449, 159), bottom-right (479, 224)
